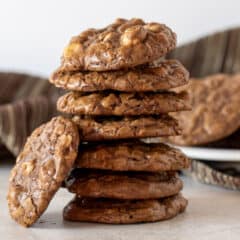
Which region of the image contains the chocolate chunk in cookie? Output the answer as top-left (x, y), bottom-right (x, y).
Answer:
top-left (63, 194), bottom-right (187, 224)
top-left (57, 91), bottom-right (191, 116)
top-left (7, 116), bottom-right (79, 227)
top-left (50, 60), bottom-right (188, 92)
top-left (65, 169), bottom-right (182, 200)
top-left (61, 18), bottom-right (176, 71)
top-left (168, 74), bottom-right (240, 145)
top-left (72, 115), bottom-right (181, 141)
top-left (75, 141), bottom-right (190, 172)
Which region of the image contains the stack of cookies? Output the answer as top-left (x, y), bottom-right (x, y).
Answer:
top-left (51, 18), bottom-right (191, 224)
top-left (7, 18), bottom-right (191, 227)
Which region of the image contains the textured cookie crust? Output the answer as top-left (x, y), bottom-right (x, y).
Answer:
top-left (61, 18), bottom-right (176, 71)
top-left (72, 115), bottom-right (181, 141)
top-left (57, 91), bottom-right (190, 116)
top-left (7, 117), bottom-right (79, 227)
top-left (66, 169), bottom-right (182, 200)
top-left (50, 60), bottom-right (188, 92)
top-left (168, 74), bottom-right (240, 145)
top-left (75, 141), bottom-right (190, 172)
top-left (63, 194), bottom-right (187, 224)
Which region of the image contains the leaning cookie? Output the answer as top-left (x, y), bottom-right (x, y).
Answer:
top-left (63, 194), bottom-right (187, 224)
top-left (57, 91), bottom-right (191, 116)
top-left (66, 169), bottom-right (182, 200)
top-left (61, 18), bottom-right (176, 71)
top-left (75, 141), bottom-right (190, 172)
top-left (7, 117), bottom-right (79, 227)
top-left (72, 115), bottom-right (181, 141)
top-left (168, 74), bottom-right (240, 145)
top-left (50, 60), bottom-right (188, 92)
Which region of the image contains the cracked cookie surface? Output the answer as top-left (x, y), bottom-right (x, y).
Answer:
top-left (7, 116), bottom-right (79, 227)
top-left (72, 115), bottom-right (181, 141)
top-left (63, 194), bottom-right (187, 223)
top-left (50, 60), bottom-right (188, 92)
top-left (66, 169), bottom-right (182, 200)
top-left (61, 18), bottom-right (176, 71)
top-left (75, 141), bottom-right (189, 172)
top-left (57, 91), bottom-right (190, 116)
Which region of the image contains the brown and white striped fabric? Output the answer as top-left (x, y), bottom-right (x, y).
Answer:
top-left (168, 27), bottom-right (240, 77)
top-left (168, 27), bottom-right (240, 190)
top-left (186, 160), bottom-right (240, 190)
top-left (0, 72), bottom-right (61, 156)
top-left (0, 72), bottom-right (58, 103)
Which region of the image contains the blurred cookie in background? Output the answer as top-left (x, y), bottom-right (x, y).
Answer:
top-left (167, 74), bottom-right (240, 146)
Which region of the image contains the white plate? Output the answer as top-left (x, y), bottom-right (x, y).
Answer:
top-left (177, 146), bottom-right (240, 162)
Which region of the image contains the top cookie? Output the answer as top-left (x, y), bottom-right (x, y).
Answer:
top-left (168, 74), bottom-right (240, 145)
top-left (61, 18), bottom-right (177, 71)
top-left (7, 117), bottom-right (79, 227)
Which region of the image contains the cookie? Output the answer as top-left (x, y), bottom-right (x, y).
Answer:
top-left (57, 91), bottom-right (190, 116)
top-left (168, 74), bottom-right (240, 145)
top-left (50, 60), bottom-right (189, 92)
top-left (61, 18), bottom-right (176, 71)
top-left (63, 194), bottom-right (187, 224)
top-left (7, 117), bottom-right (79, 227)
top-left (72, 115), bottom-right (181, 141)
top-left (66, 169), bottom-right (182, 200)
top-left (75, 141), bottom-right (190, 172)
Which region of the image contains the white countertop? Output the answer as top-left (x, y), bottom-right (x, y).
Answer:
top-left (1, 161), bottom-right (240, 240)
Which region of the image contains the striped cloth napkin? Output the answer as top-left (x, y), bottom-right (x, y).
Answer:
top-left (0, 72), bottom-right (60, 156)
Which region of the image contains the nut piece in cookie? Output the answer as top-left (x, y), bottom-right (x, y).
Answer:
top-left (61, 18), bottom-right (177, 71)
top-left (63, 194), bottom-right (188, 224)
top-left (7, 116), bottom-right (79, 227)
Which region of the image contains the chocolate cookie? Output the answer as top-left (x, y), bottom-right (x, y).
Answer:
top-left (57, 91), bottom-right (190, 116)
top-left (7, 117), bottom-right (79, 227)
top-left (63, 194), bottom-right (187, 224)
top-left (75, 141), bottom-right (190, 172)
top-left (50, 60), bottom-right (189, 92)
top-left (66, 169), bottom-right (182, 200)
top-left (61, 18), bottom-right (176, 71)
top-left (72, 115), bottom-right (181, 141)
top-left (168, 74), bottom-right (240, 145)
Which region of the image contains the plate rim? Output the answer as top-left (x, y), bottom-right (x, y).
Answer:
top-left (176, 146), bottom-right (240, 162)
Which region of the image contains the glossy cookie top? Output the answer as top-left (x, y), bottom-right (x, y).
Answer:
top-left (61, 18), bottom-right (176, 71)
